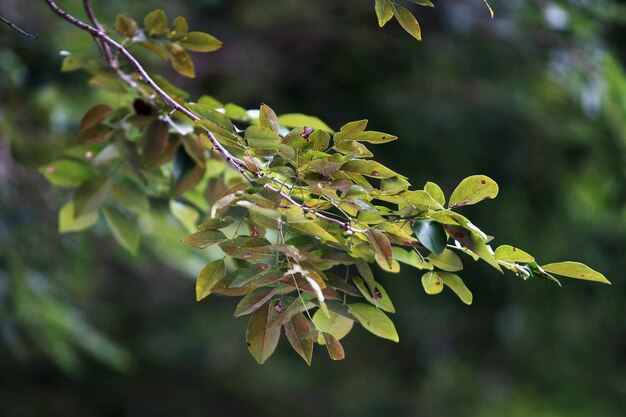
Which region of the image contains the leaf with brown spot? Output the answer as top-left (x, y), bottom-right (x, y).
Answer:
top-left (246, 303), bottom-right (281, 364)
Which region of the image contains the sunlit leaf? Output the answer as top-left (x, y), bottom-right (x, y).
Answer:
top-left (333, 119), bottom-right (367, 143)
top-left (312, 310), bottom-right (354, 344)
top-left (438, 272), bottom-right (473, 304)
top-left (421, 271), bottom-right (444, 295)
top-left (352, 276), bottom-right (395, 313)
top-left (348, 303), bottom-right (399, 342)
top-left (196, 258), bottom-right (226, 301)
top-left (541, 262), bottom-right (611, 284)
top-left (375, 0), bottom-right (394, 27)
top-left (424, 181), bottom-right (445, 206)
top-left (179, 31), bottom-right (223, 52)
top-left (259, 103), bottom-right (281, 134)
top-left (449, 175), bottom-right (499, 208)
top-left (428, 249), bottom-right (463, 272)
top-left (278, 113), bottom-right (334, 133)
top-left (494, 245), bottom-right (535, 263)
top-left (391, 3), bottom-right (422, 41)
top-left (392, 247), bottom-right (433, 270)
top-left (168, 43), bottom-right (195, 78)
top-left (170, 16), bottom-right (188, 38)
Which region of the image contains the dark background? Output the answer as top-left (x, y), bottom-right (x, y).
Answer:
top-left (1, 0), bottom-right (624, 416)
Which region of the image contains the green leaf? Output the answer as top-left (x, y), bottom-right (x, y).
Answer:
top-left (449, 175), bottom-right (499, 208)
top-left (170, 200), bottom-right (199, 233)
top-left (178, 31), bottom-right (223, 52)
top-left (219, 237), bottom-right (273, 260)
top-left (73, 178), bottom-right (112, 216)
top-left (115, 15), bottom-right (139, 37)
top-left (188, 103), bottom-right (234, 131)
top-left (170, 16), bottom-right (188, 38)
top-left (391, 3), bottom-right (422, 41)
top-left (198, 217), bottom-right (235, 230)
top-left (182, 229), bottom-right (227, 248)
top-left (234, 287), bottom-right (277, 317)
top-left (259, 104), bottom-right (281, 134)
top-left (312, 310), bottom-right (354, 344)
top-left (401, 190), bottom-right (444, 209)
top-left (284, 313), bottom-right (314, 365)
top-left (144, 9), bottom-right (168, 36)
top-left (340, 160), bottom-right (402, 179)
top-left (541, 262), bottom-right (611, 285)
top-left (428, 249), bottom-right (463, 272)
top-left (348, 303), bottom-right (399, 342)
top-left (445, 225), bottom-right (502, 272)
top-left (112, 182), bottom-right (150, 214)
top-left (424, 181), bottom-right (445, 206)
top-left (407, 0), bottom-right (435, 6)
top-left (167, 43), bottom-right (195, 78)
top-left (412, 220), bottom-right (447, 255)
top-left (102, 206), bottom-right (140, 255)
top-left (352, 276), bottom-right (395, 313)
top-left (39, 160), bottom-right (93, 188)
top-left (351, 131), bottom-right (397, 144)
top-left (375, 0), bottom-right (394, 27)
top-left (245, 125), bottom-right (281, 155)
top-left (58, 201), bottom-right (98, 233)
top-left (438, 272), bottom-right (473, 305)
top-left (321, 333), bottom-right (345, 360)
top-left (392, 247), bottom-right (433, 270)
top-left (422, 272), bottom-right (444, 295)
top-left (333, 119), bottom-right (368, 143)
top-left (277, 113), bottom-right (334, 133)
top-left (196, 258), bottom-right (226, 301)
top-left (246, 303), bottom-right (281, 364)
top-left (494, 245), bottom-right (534, 263)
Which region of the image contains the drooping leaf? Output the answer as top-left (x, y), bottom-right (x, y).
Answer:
top-left (58, 201), bottom-right (98, 233)
top-left (438, 272), bottom-right (473, 304)
top-left (234, 287), bottom-right (277, 317)
top-left (284, 313), bottom-right (314, 365)
top-left (73, 178), bottom-right (112, 216)
top-left (246, 303), bottom-right (281, 364)
top-left (366, 228), bottom-right (394, 269)
top-left (495, 245), bottom-right (535, 263)
top-left (392, 247), bottom-right (433, 270)
top-left (178, 31), bottom-right (222, 52)
top-left (144, 9), bottom-right (168, 36)
top-left (375, 0), bottom-right (394, 27)
top-left (312, 310), bottom-right (354, 344)
top-left (412, 220), bottom-right (447, 255)
top-left (277, 113), bottom-right (334, 133)
top-left (541, 262), bottom-right (611, 284)
top-left (352, 276), bottom-right (395, 313)
top-left (427, 249), bottom-right (463, 272)
top-left (168, 43), bottom-right (195, 78)
top-left (182, 229), bottom-right (227, 248)
top-left (321, 333), bottom-right (345, 360)
top-left (348, 303), bottom-right (399, 342)
top-left (391, 3), bottom-right (422, 41)
top-left (449, 175), bottom-right (499, 208)
top-left (421, 272), bottom-right (444, 295)
top-left (196, 258), bottom-right (226, 301)
top-left (102, 206), bottom-right (140, 255)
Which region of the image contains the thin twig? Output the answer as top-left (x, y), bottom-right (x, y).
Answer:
top-left (0, 15), bottom-right (37, 39)
top-left (43, 0), bottom-right (363, 234)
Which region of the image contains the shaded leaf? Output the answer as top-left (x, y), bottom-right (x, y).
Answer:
top-left (284, 313), bottom-right (314, 365)
top-left (366, 228), bottom-right (393, 269)
top-left (375, 0), bottom-right (394, 27)
top-left (40, 160), bottom-right (93, 188)
top-left (348, 303), bottom-right (399, 342)
top-left (141, 120), bottom-right (170, 167)
top-left (102, 206), bottom-right (139, 255)
top-left (168, 43), bottom-right (195, 78)
top-left (352, 276), bottom-right (395, 313)
top-left (115, 15), bottom-right (139, 37)
top-left (412, 220), bottom-right (447, 255)
top-left (246, 303), bottom-right (281, 364)
top-left (321, 333), bottom-right (345, 360)
top-left (182, 229), bottom-right (227, 248)
top-left (170, 16), bottom-right (188, 38)
top-left (79, 104), bottom-right (112, 133)
top-left (235, 287), bottom-right (277, 317)
top-left (144, 9), bottom-right (168, 36)
top-left (58, 201), bottom-right (98, 233)
top-left (74, 178), bottom-right (112, 216)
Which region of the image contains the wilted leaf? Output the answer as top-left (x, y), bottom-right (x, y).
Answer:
top-left (284, 313), bottom-right (314, 365)
top-left (321, 333), bottom-right (345, 360)
top-left (246, 303), bottom-right (281, 364)
top-left (102, 206), bottom-right (140, 255)
top-left (412, 220), bottom-right (447, 255)
top-left (449, 175), bottom-right (499, 208)
top-left (348, 303), bottom-right (399, 342)
top-left (541, 262), bottom-right (611, 284)
top-left (196, 258), bottom-right (226, 301)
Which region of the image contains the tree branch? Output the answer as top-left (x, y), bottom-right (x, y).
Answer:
top-left (43, 0), bottom-right (363, 235)
top-left (0, 15), bottom-right (37, 39)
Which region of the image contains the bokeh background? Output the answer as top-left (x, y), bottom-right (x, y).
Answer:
top-left (1, 0), bottom-right (625, 416)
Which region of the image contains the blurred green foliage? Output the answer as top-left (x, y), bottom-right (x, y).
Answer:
top-left (1, 0), bottom-right (625, 416)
